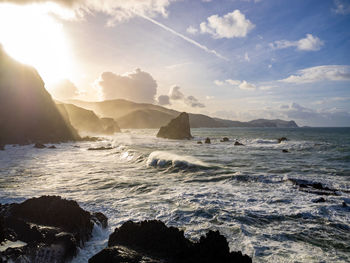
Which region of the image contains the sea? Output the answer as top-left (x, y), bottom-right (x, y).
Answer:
top-left (0, 127), bottom-right (349, 262)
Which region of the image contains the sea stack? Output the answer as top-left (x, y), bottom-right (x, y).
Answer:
top-left (157, 112), bottom-right (192, 140)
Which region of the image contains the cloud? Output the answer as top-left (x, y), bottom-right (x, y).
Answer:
top-left (280, 65), bottom-right (350, 83)
top-left (200, 10), bottom-right (255, 39)
top-left (239, 80), bottom-right (256, 90)
top-left (157, 95), bottom-right (170, 105)
top-left (186, 25), bottom-right (198, 34)
top-left (97, 68), bottom-right (157, 103)
top-left (50, 79), bottom-right (79, 100)
top-left (166, 85), bottom-right (205, 108)
top-left (333, 0), bottom-right (350, 14)
top-left (270, 34), bottom-right (324, 51)
top-left (225, 79), bottom-right (241, 85)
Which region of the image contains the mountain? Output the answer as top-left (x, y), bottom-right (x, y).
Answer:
top-left (68, 99), bottom-right (299, 129)
top-left (57, 103), bottom-right (120, 136)
top-left (0, 47), bottom-right (79, 145)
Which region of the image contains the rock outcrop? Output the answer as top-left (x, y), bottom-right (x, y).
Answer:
top-left (157, 112), bottom-right (192, 140)
top-left (89, 220), bottom-right (252, 263)
top-left (0, 47), bottom-right (79, 145)
top-left (0, 196), bottom-right (107, 263)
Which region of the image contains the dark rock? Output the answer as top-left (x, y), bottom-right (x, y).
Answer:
top-left (220, 137), bottom-right (229, 142)
top-left (157, 112), bottom-right (192, 140)
top-left (197, 141), bottom-right (202, 144)
top-left (343, 202), bottom-right (348, 208)
top-left (277, 137), bottom-right (288, 143)
top-left (313, 197), bottom-right (326, 203)
top-left (0, 196), bottom-right (107, 263)
top-left (88, 146), bottom-right (113, 151)
top-left (0, 47), bottom-right (79, 145)
top-left (48, 145), bottom-right (56, 149)
top-left (282, 149), bottom-right (289, 153)
top-left (92, 212), bottom-right (108, 228)
top-left (34, 143), bottom-right (46, 149)
top-left (205, 138), bottom-right (211, 144)
top-left (289, 178), bottom-right (338, 195)
top-left (234, 141), bottom-right (244, 146)
top-left (91, 220), bottom-right (252, 263)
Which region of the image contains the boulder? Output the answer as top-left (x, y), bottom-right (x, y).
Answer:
top-left (282, 149), bottom-right (289, 153)
top-left (197, 141), bottom-right (203, 144)
top-left (88, 146), bottom-right (113, 151)
top-left (90, 220), bottom-right (252, 263)
top-left (277, 137), bottom-right (287, 143)
top-left (0, 196), bottom-right (107, 263)
top-left (205, 138), bottom-right (211, 144)
top-left (48, 145), bottom-right (57, 149)
top-left (220, 137), bottom-right (229, 142)
top-left (313, 197), bottom-right (326, 203)
top-left (234, 141), bottom-right (244, 146)
top-left (34, 143), bottom-right (46, 149)
top-left (157, 112), bottom-right (192, 140)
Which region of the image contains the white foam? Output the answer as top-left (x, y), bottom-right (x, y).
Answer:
top-left (147, 151), bottom-right (209, 168)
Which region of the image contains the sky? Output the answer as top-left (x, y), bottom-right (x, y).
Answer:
top-left (0, 0), bottom-right (349, 126)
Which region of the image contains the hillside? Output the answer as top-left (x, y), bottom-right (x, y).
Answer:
top-left (68, 99), bottom-right (299, 129)
top-left (0, 47), bottom-right (79, 145)
top-left (57, 103), bottom-right (120, 136)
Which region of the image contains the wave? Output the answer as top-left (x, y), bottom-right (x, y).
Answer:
top-left (147, 151), bottom-right (210, 170)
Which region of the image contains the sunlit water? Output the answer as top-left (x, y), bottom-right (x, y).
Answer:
top-left (0, 128), bottom-right (349, 262)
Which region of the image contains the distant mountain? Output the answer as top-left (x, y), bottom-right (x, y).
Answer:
top-left (0, 47), bottom-right (79, 145)
top-left (68, 99), bottom-right (299, 129)
top-left (57, 103), bottom-right (120, 136)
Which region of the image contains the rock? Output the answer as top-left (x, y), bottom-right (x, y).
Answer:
top-left (0, 144), bottom-right (4, 151)
top-left (343, 202), bottom-right (348, 208)
top-left (34, 143), bottom-right (46, 149)
top-left (92, 212), bottom-right (108, 228)
top-left (220, 137), bottom-right (230, 142)
top-left (313, 197), bottom-right (326, 203)
top-left (277, 137), bottom-right (287, 143)
top-left (157, 112), bottom-right (192, 140)
top-left (282, 149), bottom-right (289, 153)
top-left (289, 178), bottom-right (338, 196)
top-left (48, 145), bottom-right (56, 149)
top-left (90, 220), bottom-right (252, 263)
top-left (197, 141), bottom-right (203, 144)
top-left (0, 47), bottom-right (79, 145)
top-left (88, 147), bottom-right (113, 151)
top-left (205, 138), bottom-right (211, 144)
top-left (234, 141), bottom-right (244, 146)
top-left (0, 196), bottom-right (107, 263)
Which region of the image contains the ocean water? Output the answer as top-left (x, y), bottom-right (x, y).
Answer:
top-left (0, 127), bottom-right (349, 262)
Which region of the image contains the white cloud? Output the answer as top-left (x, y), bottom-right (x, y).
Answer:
top-left (97, 68), bottom-right (157, 103)
top-left (167, 85), bottom-right (205, 108)
top-left (225, 79), bottom-right (241, 85)
top-left (200, 10), bottom-right (255, 39)
top-left (333, 0), bottom-right (350, 14)
top-left (214, 80), bottom-right (225, 86)
top-left (50, 79), bottom-right (79, 100)
top-left (280, 65), bottom-right (350, 84)
top-left (244, 52), bottom-right (250, 62)
top-left (239, 80), bottom-right (256, 90)
top-left (270, 34), bottom-right (324, 51)
top-left (186, 25), bottom-right (198, 35)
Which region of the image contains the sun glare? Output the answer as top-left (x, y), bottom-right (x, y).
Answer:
top-left (0, 4), bottom-right (74, 86)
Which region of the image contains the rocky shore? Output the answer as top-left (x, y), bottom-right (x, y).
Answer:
top-left (0, 196), bottom-right (252, 263)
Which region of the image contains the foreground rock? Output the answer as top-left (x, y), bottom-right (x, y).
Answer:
top-left (221, 137), bottom-right (229, 142)
top-left (88, 146), bottom-right (113, 151)
top-left (0, 196), bottom-right (107, 263)
top-left (234, 141), bottom-right (244, 146)
top-left (205, 138), bottom-right (211, 144)
top-left (157, 112), bottom-right (192, 140)
top-left (89, 220), bottom-right (251, 263)
top-left (0, 46), bottom-right (79, 145)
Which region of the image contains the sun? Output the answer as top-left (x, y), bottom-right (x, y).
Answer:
top-left (0, 3), bottom-right (75, 86)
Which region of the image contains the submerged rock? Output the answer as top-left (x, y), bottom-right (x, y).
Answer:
top-left (282, 149), bottom-right (289, 153)
top-left (277, 137), bottom-right (287, 143)
top-left (0, 196), bottom-right (107, 263)
top-left (197, 141), bottom-right (203, 144)
top-left (88, 146), bottom-right (113, 151)
top-left (205, 138), bottom-right (211, 144)
top-left (313, 197), bottom-right (326, 203)
top-left (34, 143), bottom-right (46, 149)
top-left (234, 141), bottom-right (244, 146)
top-left (220, 137), bottom-right (230, 142)
top-left (89, 220), bottom-right (252, 263)
top-left (289, 178), bottom-right (338, 196)
top-left (48, 145), bottom-right (57, 149)
top-left (157, 112), bottom-right (192, 140)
